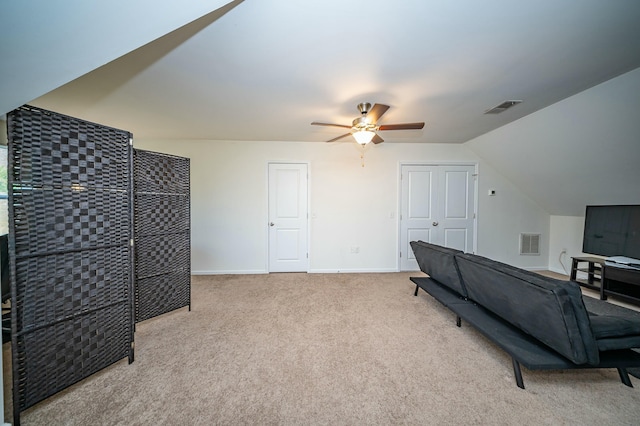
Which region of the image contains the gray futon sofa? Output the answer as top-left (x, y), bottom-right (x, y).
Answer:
top-left (409, 240), bottom-right (640, 389)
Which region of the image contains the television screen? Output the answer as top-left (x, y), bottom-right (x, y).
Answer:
top-left (582, 205), bottom-right (640, 259)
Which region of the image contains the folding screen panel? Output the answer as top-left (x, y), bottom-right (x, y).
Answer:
top-left (134, 149), bottom-right (190, 323)
top-left (7, 106), bottom-right (134, 423)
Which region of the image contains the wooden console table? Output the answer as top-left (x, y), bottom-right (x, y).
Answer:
top-left (570, 256), bottom-right (640, 305)
top-left (601, 265), bottom-right (640, 305)
top-left (570, 256), bottom-right (605, 292)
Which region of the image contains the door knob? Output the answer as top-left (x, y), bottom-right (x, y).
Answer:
top-left (270, 222), bottom-right (275, 227)
top-left (432, 221), bottom-right (439, 226)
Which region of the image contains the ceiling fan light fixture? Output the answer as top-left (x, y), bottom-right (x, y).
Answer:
top-left (311, 102), bottom-right (424, 145)
top-left (353, 130), bottom-right (376, 145)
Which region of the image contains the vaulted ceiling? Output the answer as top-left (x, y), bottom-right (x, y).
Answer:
top-left (2, 1), bottom-right (640, 216)
top-left (3, 0), bottom-right (640, 144)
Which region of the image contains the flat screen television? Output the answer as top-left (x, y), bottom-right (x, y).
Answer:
top-left (582, 205), bottom-right (640, 260)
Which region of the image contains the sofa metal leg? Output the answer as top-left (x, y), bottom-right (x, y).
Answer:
top-left (414, 284), bottom-right (419, 296)
top-left (618, 368), bottom-right (633, 387)
top-left (512, 358), bottom-right (525, 389)
top-left (456, 316), bottom-right (461, 327)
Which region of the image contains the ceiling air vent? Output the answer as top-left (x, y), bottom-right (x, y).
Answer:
top-left (484, 100), bottom-right (522, 114)
top-left (520, 233), bottom-right (540, 255)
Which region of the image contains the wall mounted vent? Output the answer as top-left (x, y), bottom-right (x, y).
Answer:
top-left (484, 100), bottom-right (522, 114)
top-left (520, 233), bottom-right (540, 255)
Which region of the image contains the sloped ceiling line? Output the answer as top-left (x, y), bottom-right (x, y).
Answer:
top-left (0, 0), bottom-right (240, 115)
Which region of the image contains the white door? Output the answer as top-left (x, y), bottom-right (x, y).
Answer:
top-left (400, 164), bottom-right (475, 271)
top-left (400, 165), bottom-right (437, 271)
top-left (268, 163), bottom-right (309, 272)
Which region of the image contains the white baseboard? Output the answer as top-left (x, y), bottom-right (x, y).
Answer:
top-left (194, 267), bottom-right (566, 276)
top-left (308, 268), bottom-right (399, 274)
top-left (192, 270), bottom-right (268, 275)
top-left (193, 268), bottom-right (401, 275)
top-left (522, 266), bottom-right (549, 272)
top-left (547, 266), bottom-right (570, 276)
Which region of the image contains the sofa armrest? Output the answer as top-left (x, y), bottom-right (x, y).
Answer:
top-left (410, 241), bottom-right (467, 297)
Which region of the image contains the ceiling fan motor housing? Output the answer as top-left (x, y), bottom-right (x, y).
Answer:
top-left (357, 102), bottom-right (372, 115)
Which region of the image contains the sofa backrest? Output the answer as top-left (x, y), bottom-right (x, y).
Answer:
top-left (455, 252), bottom-right (599, 365)
top-left (410, 241), bottom-right (467, 297)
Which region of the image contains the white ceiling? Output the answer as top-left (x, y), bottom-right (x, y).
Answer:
top-left (0, 0), bottom-right (232, 117)
top-left (2, 1), bottom-right (640, 218)
top-left (11, 0), bottom-right (640, 145)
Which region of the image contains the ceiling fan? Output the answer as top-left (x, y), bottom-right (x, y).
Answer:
top-left (311, 102), bottom-right (425, 145)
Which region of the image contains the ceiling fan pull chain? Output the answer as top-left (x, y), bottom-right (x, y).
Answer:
top-left (361, 147), bottom-right (365, 167)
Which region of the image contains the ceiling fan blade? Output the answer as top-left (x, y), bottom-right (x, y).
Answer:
top-left (378, 122), bottom-right (425, 131)
top-left (311, 121), bottom-right (352, 129)
top-left (371, 134), bottom-right (384, 144)
top-left (366, 104), bottom-right (390, 124)
top-left (326, 133), bottom-right (352, 143)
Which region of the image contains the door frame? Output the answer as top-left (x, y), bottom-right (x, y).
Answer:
top-left (397, 162), bottom-right (479, 271)
top-left (266, 161), bottom-right (311, 273)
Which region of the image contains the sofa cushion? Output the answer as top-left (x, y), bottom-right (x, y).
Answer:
top-left (588, 314), bottom-right (640, 351)
top-left (410, 241), bottom-right (467, 297)
top-left (589, 315), bottom-right (640, 339)
top-left (455, 252), bottom-right (599, 365)
top-left (594, 335), bottom-right (640, 351)
top-left (583, 297), bottom-right (640, 350)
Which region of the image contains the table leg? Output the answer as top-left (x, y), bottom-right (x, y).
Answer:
top-left (570, 258), bottom-right (578, 281)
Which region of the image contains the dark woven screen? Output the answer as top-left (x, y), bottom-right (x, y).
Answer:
top-left (134, 149), bottom-right (190, 323)
top-left (7, 106), bottom-right (134, 421)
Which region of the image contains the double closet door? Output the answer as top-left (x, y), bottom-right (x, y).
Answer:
top-left (400, 164), bottom-right (476, 271)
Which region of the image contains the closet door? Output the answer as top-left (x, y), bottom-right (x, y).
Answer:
top-left (7, 106), bottom-right (134, 422)
top-left (400, 164), bottom-right (475, 271)
top-left (134, 149), bottom-right (190, 322)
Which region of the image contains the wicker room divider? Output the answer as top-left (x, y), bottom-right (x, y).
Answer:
top-left (133, 149), bottom-right (190, 322)
top-left (7, 106), bottom-right (135, 424)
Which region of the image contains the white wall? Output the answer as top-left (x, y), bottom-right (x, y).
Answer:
top-left (548, 215), bottom-right (591, 275)
top-left (133, 139), bottom-right (550, 273)
top-left (0, 0), bottom-right (235, 115)
top-left (465, 69), bottom-right (640, 274)
top-left (547, 214), bottom-right (614, 280)
top-left (464, 67), bottom-right (640, 216)
top-left (475, 163), bottom-right (550, 269)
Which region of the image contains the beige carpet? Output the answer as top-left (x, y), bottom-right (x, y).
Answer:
top-left (4, 272), bottom-right (640, 425)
